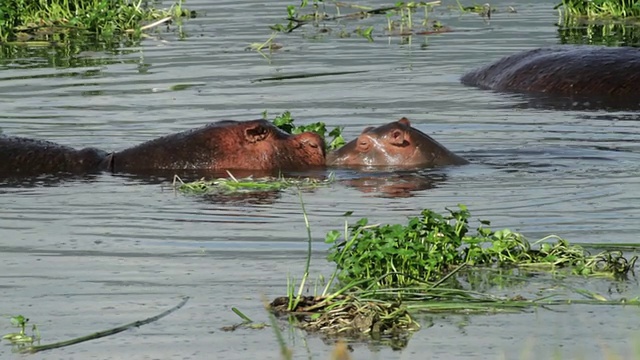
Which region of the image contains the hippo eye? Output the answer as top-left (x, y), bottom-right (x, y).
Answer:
top-left (308, 142), bottom-right (319, 148)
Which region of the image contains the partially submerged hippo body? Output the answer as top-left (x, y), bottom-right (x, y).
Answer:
top-left (0, 120), bottom-right (326, 176)
top-left (327, 118), bottom-right (468, 168)
top-left (0, 137), bottom-right (108, 175)
top-left (461, 46), bottom-right (640, 108)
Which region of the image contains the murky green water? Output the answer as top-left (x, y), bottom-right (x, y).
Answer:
top-left (1, 0), bottom-right (639, 359)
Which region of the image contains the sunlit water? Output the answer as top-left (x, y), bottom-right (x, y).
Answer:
top-left (1, 0), bottom-right (639, 359)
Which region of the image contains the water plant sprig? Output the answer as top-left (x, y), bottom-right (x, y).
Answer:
top-left (2, 315), bottom-right (40, 346)
top-left (267, 110), bottom-right (345, 151)
top-left (3, 298), bottom-right (188, 354)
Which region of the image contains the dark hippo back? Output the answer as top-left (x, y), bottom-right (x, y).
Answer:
top-left (461, 46), bottom-right (640, 108)
top-left (0, 136), bottom-right (108, 176)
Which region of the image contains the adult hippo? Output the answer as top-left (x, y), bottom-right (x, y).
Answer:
top-left (460, 46), bottom-right (640, 109)
top-left (327, 117), bottom-right (468, 168)
top-left (0, 119), bottom-right (326, 176)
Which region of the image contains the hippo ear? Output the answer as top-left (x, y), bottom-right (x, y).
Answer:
top-left (388, 129), bottom-right (407, 146)
top-left (244, 124), bottom-right (270, 143)
top-left (397, 117), bottom-right (411, 126)
top-left (356, 134), bottom-right (372, 153)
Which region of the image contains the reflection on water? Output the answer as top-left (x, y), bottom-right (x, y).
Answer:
top-left (1, 0), bottom-right (640, 359)
top-left (338, 171), bottom-right (447, 198)
top-left (558, 20), bottom-right (640, 47)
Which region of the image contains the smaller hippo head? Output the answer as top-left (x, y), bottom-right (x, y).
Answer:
top-left (327, 117), bottom-right (467, 168)
top-left (265, 123), bottom-right (327, 170)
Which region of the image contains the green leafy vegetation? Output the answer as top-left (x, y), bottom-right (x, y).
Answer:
top-left (269, 1), bottom-right (448, 39)
top-left (1, 315), bottom-right (40, 348)
top-left (0, 0), bottom-right (193, 42)
top-left (270, 204), bottom-right (640, 347)
top-left (267, 110), bottom-right (345, 151)
top-left (250, 1), bottom-right (522, 52)
top-left (556, 0), bottom-right (640, 19)
top-left (173, 172), bottom-right (335, 196)
top-left (326, 205), bottom-right (636, 289)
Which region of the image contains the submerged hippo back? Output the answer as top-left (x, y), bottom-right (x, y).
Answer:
top-left (0, 136), bottom-right (108, 175)
top-left (327, 118), bottom-right (467, 168)
top-left (109, 119), bottom-right (326, 172)
top-left (461, 46), bottom-right (640, 99)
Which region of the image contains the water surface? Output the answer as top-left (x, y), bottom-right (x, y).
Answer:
top-left (1, 0), bottom-right (639, 358)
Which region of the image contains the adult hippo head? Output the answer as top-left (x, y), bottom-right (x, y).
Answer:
top-left (327, 118), bottom-right (468, 168)
top-left (106, 119), bottom-right (326, 172)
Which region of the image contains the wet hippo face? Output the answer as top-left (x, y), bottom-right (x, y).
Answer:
top-left (110, 119), bottom-right (326, 172)
top-left (214, 119), bottom-right (327, 170)
top-left (327, 118), bottom-right (467, 168)
top-left (267, 124), bottom-right (327, 170)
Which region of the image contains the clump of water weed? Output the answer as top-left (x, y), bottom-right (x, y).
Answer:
top-left (270, 203), bottom-right (640, 348)
top-left (327, 205), bottom-right (637, 289)
top-left (0, 0), bottom-right (194, 42)
top-left (556, 0), bottom-right (640, 19)
top-left (266, 110), bottom-right (345, 151)
top-left (173, 171), bottom-right (335, 196)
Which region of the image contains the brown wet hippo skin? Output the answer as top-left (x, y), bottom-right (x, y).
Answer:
top-left (0, 136), bottom-right (108, 175)
top-left (0, 119), bottom-right (326, 176)
top-left (326, 118), bottom-right (468, 168)
top-left (460, 46), bottom-right (640, 98)
top-left (105, 119), bottom-right (326, 172)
